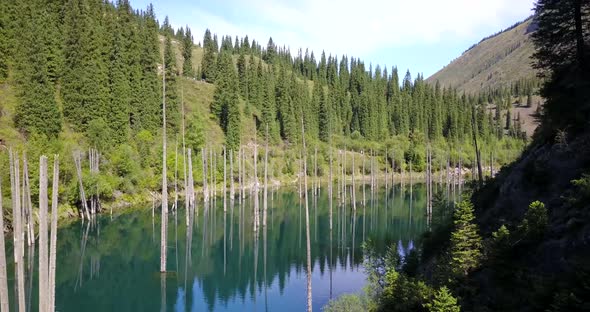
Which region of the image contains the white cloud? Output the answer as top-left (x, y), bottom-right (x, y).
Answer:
top-left (175, 0), bottom-right (534, 61)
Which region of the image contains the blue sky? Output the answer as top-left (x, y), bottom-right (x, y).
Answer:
top-left (130, 0), bottom-right (535, 78)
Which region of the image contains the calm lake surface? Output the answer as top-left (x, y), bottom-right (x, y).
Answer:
top-left (8, 184), bottom-right (430, 311)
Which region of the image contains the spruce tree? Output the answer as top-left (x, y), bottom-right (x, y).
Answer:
top-left (212, 51), bottom-right (241, 150)
top-left (425, 287), bottom-right (461, 312)
top-left (201, 29), bottom-right (217, 82)
top-left (450, 200), bottom-right (482, 277)
top-left (237, 52), bottom-right (248, 100)
top-left (182, 26), bottom-right (193, 77)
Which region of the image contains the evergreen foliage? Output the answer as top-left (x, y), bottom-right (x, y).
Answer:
top-left (425, 287), bottom-right (461, 312)
top-left (182, 26), bottom-right (193, 77)
top-left (449, 200), bottom-right (482, 277)
top-left (532, 0), bottom-right (590, 135)
top-left (163, 33), bottom-right (180, 132)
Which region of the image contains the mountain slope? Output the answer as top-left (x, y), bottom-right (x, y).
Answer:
top-left (427, 17), bottom-right (537, 93)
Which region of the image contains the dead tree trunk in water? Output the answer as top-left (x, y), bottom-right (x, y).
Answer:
top-left (161, 54), bottom-right (168, 273)
top-left (254, 132), bottom-right (259, 232)
top-left (351, 152), bottom-right (356, 211)
top-left (187, 149), bottom-right (195, 214)
top-left (201, 148), bottom-right (208, 204)
top-left (263, 124), bottom-right (269, 227)
top-left (48, 156), bottom-right (59, 312)
top-left (10, 151), bottom-right (25, 312)
top-left (471, 104), bottom-right (484, 188)
top-left (21, 156), bottom-right (33, 247)
top-left (38, 156), bottom-right (49, 312)
top-left (329, 144), bottom-right (333, 231)
top-left (362, 151), bottom-right (366, 207)
top-left (223, 145), bottom-right (227, 213)
top-left (0, 175), bottom-right (8, 311)
top-left (301, 118), bottom-right (312, 312)
top-left (230, 149), bottom-right (235, 199)
top-left (73, 152), bottom-right (89, 220)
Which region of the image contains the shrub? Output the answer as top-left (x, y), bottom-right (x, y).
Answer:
top-left (518, 201), bottom-right (548, 241)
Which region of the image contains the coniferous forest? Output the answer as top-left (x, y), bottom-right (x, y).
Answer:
top-left (0, 0), bottom-right (528, 211)
top-left (1, 0), bottom-right (588, 311)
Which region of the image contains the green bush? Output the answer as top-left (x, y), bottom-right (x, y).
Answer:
top-left (424, 286), bottom-right (461, 312)
top-left (518, 201), bottom-right (548, 241)
top-left (323, 294), bottom-right (369, 312)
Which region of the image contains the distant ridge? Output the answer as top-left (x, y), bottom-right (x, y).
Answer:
top-left (427, 17), bottom-right (537, 93)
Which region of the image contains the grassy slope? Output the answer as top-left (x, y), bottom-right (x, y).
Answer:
top-left (426, 18), bottom-right (536, 94)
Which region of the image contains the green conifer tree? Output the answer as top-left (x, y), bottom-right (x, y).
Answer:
top-left (182, 26), bottom-right (193, 77)
top-left (450, 200), bottom-right (482, 277)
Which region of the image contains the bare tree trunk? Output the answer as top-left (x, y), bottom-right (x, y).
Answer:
top-left (385, 149), bottom-right (388, 190)
top-left (174, 138), bottom-right (178, 212)
top-left (329, 144), bottom-right (333, 231)
top-left (39, 156), bottom-right (49, 312)
top-left (299, 150), bottom-right (303, 199)
top-left (187, 149), bottom-right (195, 215)
top-left (201, 148), bottom-right (208, 204)
top-left (351, 151), bottom-right (356, 211)
top-left (471, 104), bottom-right (484, 188)
top-left (0, 173), bottom-right (9, 311)
top-left (263, 124), bottom-right (269, 227)
top-left (22, 156), bottom-right (33, 246)
top-left (182, 87), bottom-right (188, 219)
top-left (161, 54), bottom-right (168, 273)
top-left (223, 146), bottom-right (227, 213)
top-left (343, 149), bottom-right (347, 204)
top-left (254, 132), bottom-right (259, 231)
top-left (301, 118), bottom-right (312, 312)
top-left (230, 149), bottom-right (234, 199)
top-left (10, 151), bottom-right (25, 312)
top-left (238, 148), bottom-right (242, 202)
top-left (48, 155), bottom-right (59, 312)
top-left (314, 146), bottom-right (318, 197)
top-left (362, 151), bottom-right (366, 207)
top-left (73, 152), bottom-right (89, 220)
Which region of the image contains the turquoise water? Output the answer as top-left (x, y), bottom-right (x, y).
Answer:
top-left (8, 184), bottom-right (429, 311)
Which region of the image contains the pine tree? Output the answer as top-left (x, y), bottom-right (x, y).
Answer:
top-left (237, 52), bottom-right (248, 100)
top-left (450, 200), bottom-right (482, 277)
top-left (532, 0), bottom-right (590, 133)
top-left (201, 29), bottom-right (217, 82)
top-left (425, 287), bottom-right (461, 312)
top-left (182, 26), bottom-right (193, 77)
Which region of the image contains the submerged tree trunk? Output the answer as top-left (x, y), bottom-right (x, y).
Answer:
top-left (0, 172), bottom-right (9, 311)
top-left (48, 155), bottom-right (59, 312)
top-left (471, 104), bottom-right (484, 188)
top-left (263, 124), bottom-right (269, 227)
top-left (161, 56), bottom-right (168, 273)
top-left (11, 151), bottom-right (25, 312)
top-left (39, 156), bottom-right (49, 312)
top-left (301, 118), bottom-right (312, 312)
top-left (223, 145), bottom-right (227, 213)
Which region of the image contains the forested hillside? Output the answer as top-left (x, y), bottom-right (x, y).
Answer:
top-left (0, 0), bottom-right (526, 214)
top-left (323, 1), bottom-right (590, 310)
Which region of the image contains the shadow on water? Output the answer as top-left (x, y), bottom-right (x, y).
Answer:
top-left (7, 184), bottom-right (432, 311)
